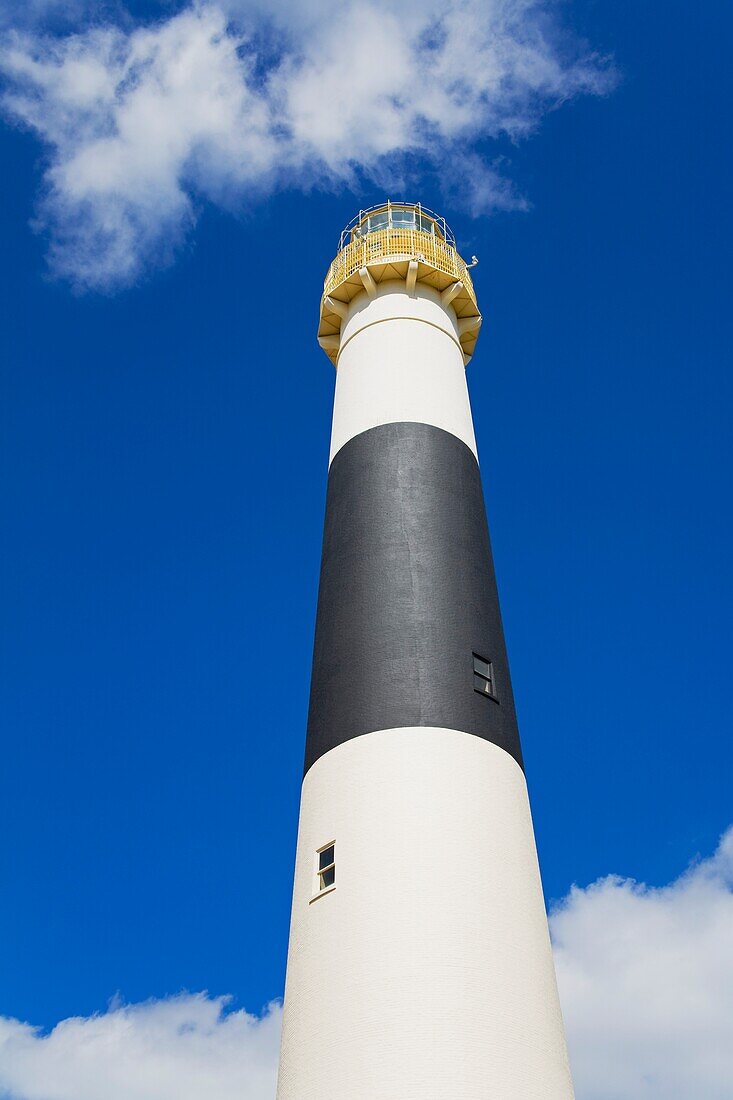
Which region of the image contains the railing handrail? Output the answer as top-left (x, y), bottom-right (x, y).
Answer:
top-left (324, 225), bottom-right (476, 305)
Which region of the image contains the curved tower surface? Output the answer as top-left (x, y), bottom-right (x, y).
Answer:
top-left (276, 202), bottom-right (574, 1100)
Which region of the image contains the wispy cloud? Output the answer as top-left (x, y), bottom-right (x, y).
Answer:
top-left (0, 831), bottom-right (731, 1099)
top-left (0, 1), bottom-right (614, 289)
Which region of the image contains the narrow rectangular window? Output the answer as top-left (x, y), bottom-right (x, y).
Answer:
top-left (317, 843), bottom-right (335, 891)
top-left (473, 653), bottom-right (498, 701)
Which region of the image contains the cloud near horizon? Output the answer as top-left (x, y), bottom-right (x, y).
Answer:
top-left (0, 830), bottom-right (731, 1100)
top-left (0, 0), bottom-right (614, 290)
top-left (555, 827), bottom-right (733, 1100)
top-left (0, 995), bottom-right (283, 1100)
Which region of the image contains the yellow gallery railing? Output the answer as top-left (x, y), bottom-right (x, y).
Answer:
top-left (323, 226), bottom-right (477, 308)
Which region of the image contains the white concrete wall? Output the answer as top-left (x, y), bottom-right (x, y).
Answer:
top-left (276, 726), bottom-right (574, 1100)
top-left (329, 282), bottom-right (478, 465)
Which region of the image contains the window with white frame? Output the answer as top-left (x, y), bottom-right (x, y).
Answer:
top-left (317, 843), bottom-right (335, 891)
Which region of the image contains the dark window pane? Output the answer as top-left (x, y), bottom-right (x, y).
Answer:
top-left (320, 866), bottom-right (335, 889)
top-left (319, 845), bottom-right (335, 871)
top-left (473, 654), bottom-right (491, 678)
top-left (474, 672), bottom-right (491, 694)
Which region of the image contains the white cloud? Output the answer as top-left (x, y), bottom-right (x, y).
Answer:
top-left (0, 0), bottom-right (614, 289)
top-left (0, 833), bottom-right (731, 1099)
top-left (0, 994), bottom-right (282, 1100)
top-left (552, 827), bottom-right (733, 1100)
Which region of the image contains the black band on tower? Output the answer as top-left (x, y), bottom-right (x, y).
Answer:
top-left (304, 421), bottom-right (523, 776)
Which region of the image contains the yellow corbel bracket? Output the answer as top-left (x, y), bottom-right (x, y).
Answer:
top-left (358, 266), bottom-right (377, 300)
top-left (441, 281), bottom-right (463, 308)
top-left (457, 315), bottom-right (482, 337)
top-left (324, 296), bottom-right (348, 321)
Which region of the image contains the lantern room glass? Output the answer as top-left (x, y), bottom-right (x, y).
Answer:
top-left (339, 202), bottom-right (453, 249)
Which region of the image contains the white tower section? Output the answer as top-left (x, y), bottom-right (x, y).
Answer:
top-left (276, 202), bottom-right (574, 1100)
top-left (328, 281), bottom-right (477, 463)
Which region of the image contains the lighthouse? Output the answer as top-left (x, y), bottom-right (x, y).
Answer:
top-left (275, 202), bottom-right (574, 1099)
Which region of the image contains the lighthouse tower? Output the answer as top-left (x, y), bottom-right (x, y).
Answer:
top-left (276, 202), bottom-right (574, 1100)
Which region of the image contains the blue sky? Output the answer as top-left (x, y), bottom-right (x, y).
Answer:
top-left (0, 2), bottom-right (732, 1098)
